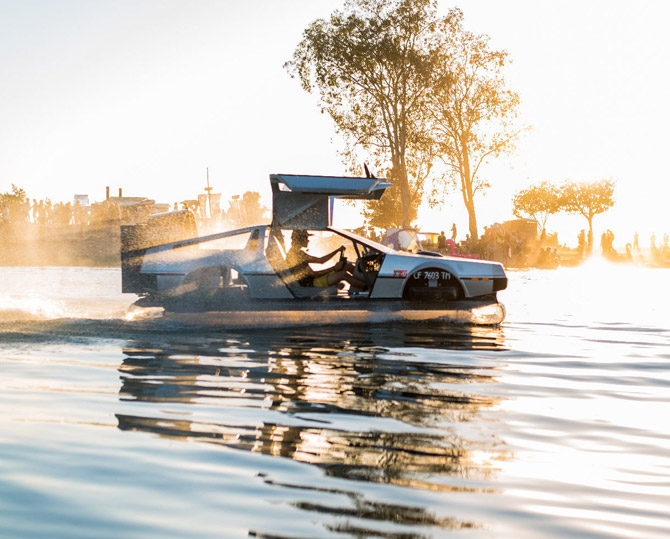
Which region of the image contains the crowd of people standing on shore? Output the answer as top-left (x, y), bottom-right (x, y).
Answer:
top-left (593, 228), bottom-right (670, 264)
top-left (432, 224), bottom-right (548, 268)
top-left (1, 196), bottom-right (154, 231)
top-left (431, 225), bottom-right (670, 268)
top-left (2, 198), bottom-right (90, 228)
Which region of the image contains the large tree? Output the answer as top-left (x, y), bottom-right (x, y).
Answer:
top-left (513, 181), bottom-right (561, 233)
top-left (360, 156), bottom-right (427, 229)
top-left (361, 182), bottom-right (420, 229)
top-left (560, 179), bottom-right (615, 242)
top-left (286, 0), bottom-right (452, 228)
top-left (429, 12), bottom-right (523, 239)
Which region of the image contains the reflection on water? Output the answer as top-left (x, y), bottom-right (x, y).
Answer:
top-left (4, 265), bottom-right (669, 537)
top-left (117, 323), bottom-right (508, 532)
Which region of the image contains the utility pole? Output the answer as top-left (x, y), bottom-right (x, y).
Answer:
top-left (204, 168), bottom-right (213, 219)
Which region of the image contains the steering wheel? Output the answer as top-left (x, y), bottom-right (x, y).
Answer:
top-left (355, 252), bottom-right (383, 277)
top-left (337, 246), bottom-right (347, 268)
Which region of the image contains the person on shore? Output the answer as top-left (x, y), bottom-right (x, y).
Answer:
top-left (286, 230), bottom-right (367, 290)
top-left (37, 200), bottom-right (46, 224)
top-left (73, 201), bottom-right (86, 230)
top-left (633, 232), bottom-right (639, 251)
top-left (437, 231), bottom-right (447, 253)
top-left (451, 223), bottom-right (457, 242)
top-left (463, 234), bottom-right (472, 255)
top-left (577, 230), bottom-right (586, 256)
top-left (625, 243), bottom-right (633, 261)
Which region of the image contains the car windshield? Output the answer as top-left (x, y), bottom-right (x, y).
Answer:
top-left (329, 227), bottom-right (393, 254)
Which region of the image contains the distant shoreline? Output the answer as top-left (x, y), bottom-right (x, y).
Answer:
top-left (0, 222), bottom-right (120, 267)
top-left (2, 222), bottom-right (664, 270)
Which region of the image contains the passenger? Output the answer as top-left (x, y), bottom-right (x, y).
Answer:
top-left (286, 230), bottom-right (367, 290)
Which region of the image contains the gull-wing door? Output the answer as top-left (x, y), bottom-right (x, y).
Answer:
top-left (270, 174), bottom-right (391, 231)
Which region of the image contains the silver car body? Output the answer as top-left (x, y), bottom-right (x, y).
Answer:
top-left (121, 174), bottom-right (507, 305)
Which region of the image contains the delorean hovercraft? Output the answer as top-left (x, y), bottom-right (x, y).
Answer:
top-left (121, 174), bottom-right (508, 326)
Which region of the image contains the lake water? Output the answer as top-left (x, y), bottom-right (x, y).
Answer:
top-left (0, 262), bottom-right (668, 538)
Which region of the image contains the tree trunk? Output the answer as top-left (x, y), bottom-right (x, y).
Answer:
top-left (587, 216), bottom-right (594, 254)
top-left (399, 179), bottom-right (411, 229)
top-left (466, 198), bottom-right (478, 241)
top-left (393, 158), bottom-right (412, 229)
top-left (461, 140), bottom-right (478, 240)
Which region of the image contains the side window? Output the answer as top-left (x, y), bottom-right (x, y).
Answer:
top-left (299, 230), bottom-right (352, 269)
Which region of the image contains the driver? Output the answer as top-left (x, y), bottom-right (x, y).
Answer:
top-left (286, 230), bottom-right (367, 290)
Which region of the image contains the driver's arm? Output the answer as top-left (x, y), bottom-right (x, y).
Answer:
top-left (305, 245), bottom-right (345, 265)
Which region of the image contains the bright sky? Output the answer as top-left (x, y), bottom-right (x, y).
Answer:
top-left (1, 0), bottom-right (669, 246)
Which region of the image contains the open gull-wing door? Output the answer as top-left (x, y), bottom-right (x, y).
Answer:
top-left (270, 174), bottom-right (391, 230)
